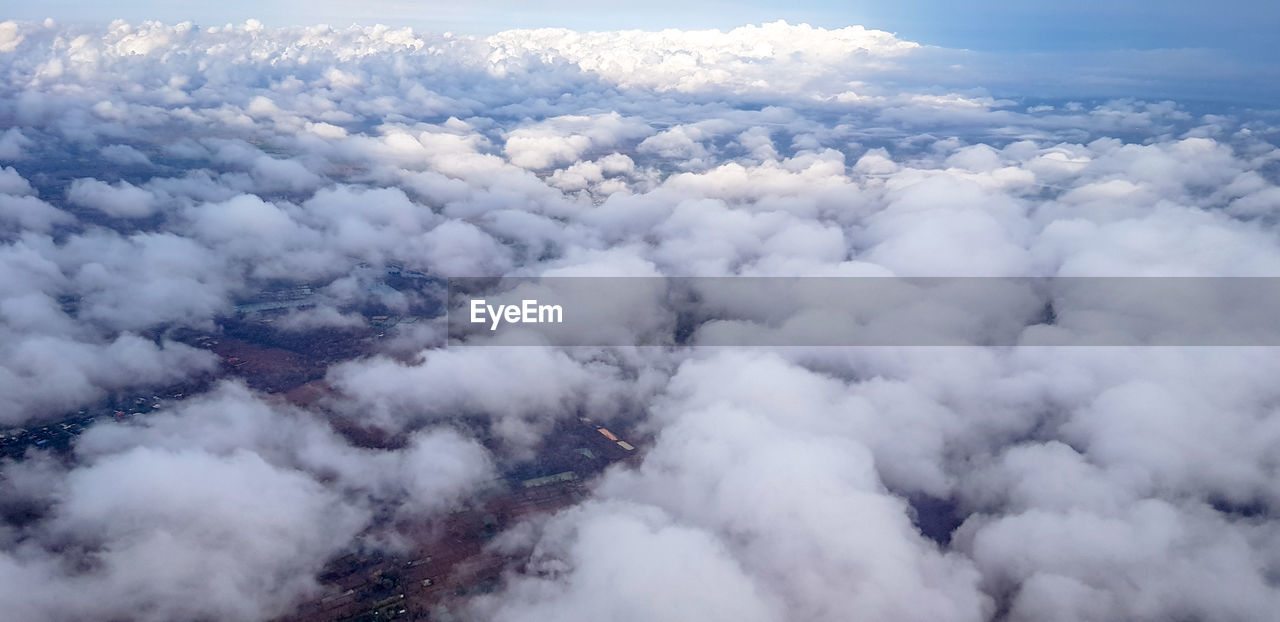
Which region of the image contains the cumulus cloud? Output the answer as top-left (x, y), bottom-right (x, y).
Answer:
top-left (66, 178), bottom-right (157, 218)
top-left (0, 128), bottom-right (32, 160)
top-left (326, 346), bottom-right (641, 452)
top-left (487, 21), bottom-right (918, 94)
top-left (0, 195), bottom-right (73, 234)
top-left (472, 501), bottom-right (783, 622)
top-left (504, 113), bottom-right (652, 170)
top-left (0, 381), bottom-right (497, 620)
top-left (0, 334), bottom-right (218, 424)
top-left (598, 352), bottom-right (988, 621)
top-left (4, 447), bottom-right (366, 621)
top-left (98, 143), bottom-right (152, 167)
top-left (0, 165), bottom-right (34, 196)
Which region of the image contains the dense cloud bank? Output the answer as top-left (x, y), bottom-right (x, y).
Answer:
top-left (1, 18), bottom-right (1279, 621)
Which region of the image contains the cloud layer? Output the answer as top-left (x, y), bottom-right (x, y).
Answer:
top-left (0, 17), bottom-right (1278, 622)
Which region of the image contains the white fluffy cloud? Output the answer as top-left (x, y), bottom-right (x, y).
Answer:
top-left (473, 501), bottom-right (784, 622)
top-left (522, 352), bottom-right (993, 622)
top-left (0, 382), bottom-right (496, 620)
top-left (66, 178), bottom-right (157, 218)
top-left (504, 113), bottom-right (652, 170)
top-left (487, 21), bottom-right (918, 94)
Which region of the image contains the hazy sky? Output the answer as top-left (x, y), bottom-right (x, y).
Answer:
top-left (8, 0), bottom-right (1279, 59)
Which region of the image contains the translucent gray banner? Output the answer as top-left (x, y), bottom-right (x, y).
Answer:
top-left (445, 277), bottom-right (1280, 346)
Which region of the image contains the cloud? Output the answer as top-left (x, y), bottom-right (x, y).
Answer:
top-left (0, 128), bottom-right (33, 160)
top-left (65, 178), bottom-right (157, 218)
top-left (0, 195), bottom-right (73, 234)
top-left (472, 501), bottom-right (783, 622)
top-left (98, 143), bottom-right (152, 167)
top-left (585, 352), bottom-right (990, 621)
top-left (0, 17), bottom-right (1278, 622)
top-left (0, 165), bottom-right (34, 196)
top-left (0, 334), bottom-right (218, 424)
top-left (0, 21), bottom-right (24, 53)
top-left (503, 113), bottom-right (652, 170)
top-left (487, 21), bottom-right (919, 94)
top-left (31, 447), bottom-right (365, 621)
top-left (326, 346), bottom-right (639, 452)
top-left (0, 381), bottom-right (498, 620)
